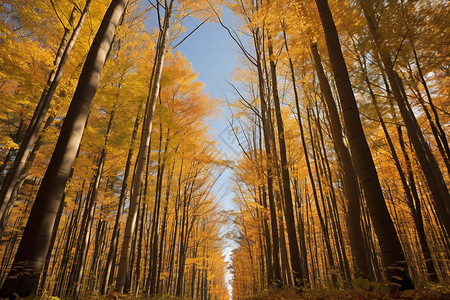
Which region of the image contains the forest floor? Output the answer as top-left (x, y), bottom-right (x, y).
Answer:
top-left (63, 285), bottom-right (450, 300)
top-left (70, 287), bottom-right (450, 300)
top-left (244, 285), bottom-right (450, 300)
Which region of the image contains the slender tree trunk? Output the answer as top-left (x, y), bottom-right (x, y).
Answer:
top-left (310, 43), bottom-right (371, 279)
top-left (166, 161), bottom-right (183, 294)
top-left (276, 193), bottom-right (292, 286)
top-left (156, 158), bottom-right (175, 294)
top-left (266, 34), bottom-right (304, 286)
top-left (149, 127), bottom-right (169, 295)
top-left (116, 1), bottom-right (173, 292)
top-left (253, 28), bottom-right (283, 287)
top-left (256, 121), bottom-right (274, 286)
top-left (175, 172), bottom-right (197, 297)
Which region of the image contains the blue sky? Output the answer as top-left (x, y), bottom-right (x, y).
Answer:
top-left (175, 7), bottom-right (241, 212)
top-left (143, 3), bottom-right (241, 210)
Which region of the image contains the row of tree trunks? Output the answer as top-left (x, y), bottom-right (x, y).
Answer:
top-left (310, 43), bottom-right (371, 279)
top-left (101, 101), bottom-right (142, 294)
top-left (358, 0), bottom-right (450, 237)
top-left (252, 23), bottom-right (283, 287)
top-left (0, 1), bottom-right (127, 296)
top-left (0, 2), bottom-right (91, 237)
top-left (115, 0), bottom-right (173, 292)
top-left (314, 0), bottom-right (413, 289)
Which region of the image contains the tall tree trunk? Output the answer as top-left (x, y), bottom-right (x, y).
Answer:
top-left (115, 0), bottom-right (173, 292)
top-left (149, 126), bottom-right (169, 295)
top-left (256, 120), bottom-right (274, 286)
top-left (282, 30), bottom-right (313, 284)
top-left (0, 1), bottom-right (127, 296)
top-left (267, 34), bottom-right (304, 287)
top-left (155, 158), bottom-right (176, 294)
top-left (253, 28), bottom-right (283, 287)
top-left (310, 43), bottom-right (371, 279)
top-left (314, 0), bottom-right (413, 289)
top-left (166, 161), bottom-right (183, 294)
top-left (313, 105), bottom-right (352, 282)
top-left (307, 108), bottom-right (338, 287)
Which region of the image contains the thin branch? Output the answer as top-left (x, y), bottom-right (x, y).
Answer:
top-left (225, 79), bottom-right (262, 119)
top-left (172, 17), bottom-right (210, 50)
top-left (48, 0), bottom-right (68, 28)
top-left (207, 0), bottom-right (257, 66)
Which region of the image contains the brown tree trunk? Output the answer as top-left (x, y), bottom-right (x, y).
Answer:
top-left (0, 1), bottom-right (126, 296)
top-left (310, 43), bottom-right (371, 279)
top-left (252, 28), bottom-right (283, 287)
top-left (149, 126), bottom-right (169, 295)
top-left (155, 158), bottom-right (176, 294)
top-left (267, 35), bottom-right (304, 287)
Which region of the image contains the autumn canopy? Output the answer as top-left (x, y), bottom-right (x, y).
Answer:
top-left (0, 0), bottom-right (448, 299)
